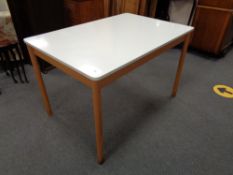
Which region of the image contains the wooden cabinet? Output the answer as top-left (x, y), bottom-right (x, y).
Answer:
top-left (198, 0), bottom-right (233, 9)
top-left (222, 14), bottom-right (233, 49)
top-left (64, 0), bottom-right (149, 26)
top-left (64, 0), bottom-right (158, 26)
top-left (110, 0), bottom-right (157, 17)
top-left (191, 0), bottom-right (233, 56)
top-left (110, 0), bottom-right (147, 15)
top-left (64, 0), bottom-right (106, 25)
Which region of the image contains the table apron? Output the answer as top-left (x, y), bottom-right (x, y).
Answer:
top-left (29, 47), bottom-right (94, 88)
top-left (97, 33), bottom-right (188, 88)
top-left (28, 32), bottom-right (190, 89)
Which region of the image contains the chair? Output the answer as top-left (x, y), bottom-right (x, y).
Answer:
top-left (0, 37), bottom-right (28, 83)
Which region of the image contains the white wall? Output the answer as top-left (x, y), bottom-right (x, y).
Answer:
top-left (0, 0), bottom-right (9, 11)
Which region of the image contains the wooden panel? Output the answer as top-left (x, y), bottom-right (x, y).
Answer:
top-left (191, 6), bottom-right (232, 54)
top-left (110, 0), bottom-right (122, 15)
top-left (103, 0), bottom-right (110, 17)
top-left (198, 0), bottom-right (233, 9)
top-left (148, 0), bottom-right (158, 17)
top-left (110, 0), bottom-right (151, 16)
top-left (123, 0), bottom-right (141, 14)
top-left (64, 0), bottom-right (104, 25)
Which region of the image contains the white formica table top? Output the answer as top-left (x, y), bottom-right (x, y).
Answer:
top-left (24, 13), bottom-right (193, 81)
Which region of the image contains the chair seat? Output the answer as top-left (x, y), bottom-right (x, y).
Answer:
top-left (0, 40), bottom-right (17, 48)
top-left (0, 39), bottom-right (11, 47)
top-left (0, 32), bottom-right (16, 47)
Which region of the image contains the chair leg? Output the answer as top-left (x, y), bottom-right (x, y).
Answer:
top-left (4, 51), bottom-right (17, 83)
top-left (0, 52), bottom-right (9, 76)
top-left (15, 45), bottom-right (28, 83)
top-left (0, 53), bottom-right (4, 72)
top-left (9, 48), bottom-right (24, 83)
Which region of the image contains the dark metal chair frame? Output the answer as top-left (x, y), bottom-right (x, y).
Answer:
top-left (0, 43), bottom-right (28, 83)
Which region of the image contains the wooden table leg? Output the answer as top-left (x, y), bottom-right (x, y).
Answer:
top-left (27, 46), bottom-right (53, 116)
top-left (172, 34), bottom-right (191, 97)
top-left (92, 85), bottom-right (104, 164)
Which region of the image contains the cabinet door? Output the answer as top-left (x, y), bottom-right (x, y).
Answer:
top-left (64, 0), bottom-right (105, 25)
top-left (191, 6), bottom-right (232, 54)
top-left (198, 0), bottom-right (233, 9)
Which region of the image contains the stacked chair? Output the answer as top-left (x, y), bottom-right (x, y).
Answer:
top-left (0, 32), bottom-right (28, 84)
